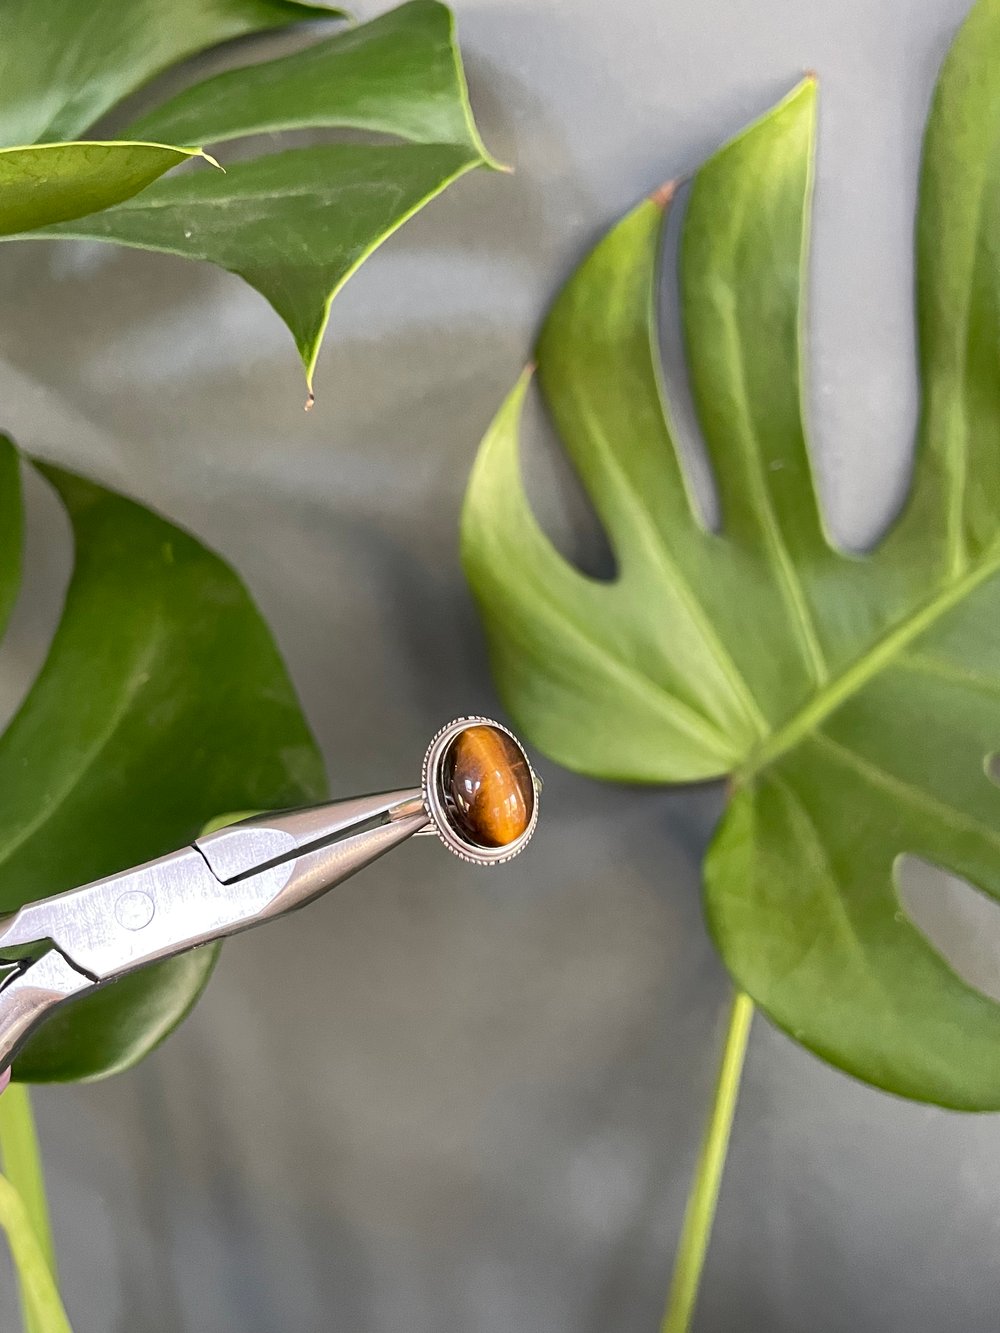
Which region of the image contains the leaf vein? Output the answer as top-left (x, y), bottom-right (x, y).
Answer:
top-left (499, 577), bottom-right (735, 759)
top-left (716, 298), bottom-right (829, 688)
top-left (895, 652), bottom-right (1000, 698)
top-left (0, 624), bottom-right (164, 876)
top-left (577, 408), bottom-right (769, 740)
top-left (811, 730), bottom-right (1000, 859)
top-left (742, 542), bottom-right (1000, 779)
top-left (770, 772), bottom-right (900, 1007)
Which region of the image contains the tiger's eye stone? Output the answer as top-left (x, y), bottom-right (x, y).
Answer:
top-left (443, 725), bottom-right (533, 848)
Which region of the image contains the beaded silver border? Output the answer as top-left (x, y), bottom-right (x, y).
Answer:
top-left (421, 716), bottom-right (540, 866)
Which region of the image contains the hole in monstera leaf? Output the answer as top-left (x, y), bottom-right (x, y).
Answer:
top-left (0, 464), bottom-right (72, 734)
top-left (897, 855), bottom-right (1000, 1003)
top-left (521, 377), bottom-right (617, 582)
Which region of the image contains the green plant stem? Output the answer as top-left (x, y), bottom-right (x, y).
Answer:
top-left (0, 1173), bottom-right (71, 1333)
top-left (661, 990), bottom-right (754, 1333)
top-left (0, 1085), bottom-right (59, 1333)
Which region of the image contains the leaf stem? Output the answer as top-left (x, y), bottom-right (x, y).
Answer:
top-left (0, 1085), bottom-right (59, 1333)
top-left (0, 1174), bottom-right (71, 1333)
top-left (661, 990), bottom-right (753, 1333)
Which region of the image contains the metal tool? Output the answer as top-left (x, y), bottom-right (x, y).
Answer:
top-left (0, 717), bottom-right (539, 1075)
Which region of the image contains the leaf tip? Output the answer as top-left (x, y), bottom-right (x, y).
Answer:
top-left (650, 179), bottom-right (677, 210)
top-left (304, 390), bottom-right (316, 412)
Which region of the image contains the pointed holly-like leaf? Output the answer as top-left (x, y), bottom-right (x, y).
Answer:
top-left (0, 439), bottom-right (325, 1082)
top-left (0, 142), bottom-right (216, 236)
top-left (38, 141), bottom-right (485, 396)
top-left (0, 0), bottom-right (340, 147)
top-left (20, 1), bottom-right (496, 397)
top-left (123, 0), bottom-right (492, 158)
top-left (462, 0), bottom-right (1000, 1109)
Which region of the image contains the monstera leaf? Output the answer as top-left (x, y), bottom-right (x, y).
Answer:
top-left (0, 0), bottom-right (496, 397)
top-left (463, 0), bottom-right (1000, 1110)
top-left (0, 437), bottom-right (325, 1082)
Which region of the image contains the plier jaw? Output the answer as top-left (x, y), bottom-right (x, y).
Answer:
top-left (0, 717), bottom-right (539, 1077)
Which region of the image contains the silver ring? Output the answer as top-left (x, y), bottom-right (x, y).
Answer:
top-left (422, 717), bottom-right (540, 866)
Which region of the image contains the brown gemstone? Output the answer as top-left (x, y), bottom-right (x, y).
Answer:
top-left (443, 725), bottom-right (534, 848)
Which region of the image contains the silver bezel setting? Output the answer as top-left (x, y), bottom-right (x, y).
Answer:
top-left (422, 717), bottom-right (540, 866)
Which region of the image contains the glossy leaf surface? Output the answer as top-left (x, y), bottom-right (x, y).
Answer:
top-left (0, 0), bottom-right (339, 146)
top-left (4, 0), bottom-right (494, 394)
top-left (463, 0), bottom-right (1000, 1108)
top-left (0, 440), bottom-right (326, 1082)
top-left (0, 142), bottom-right (213, 236)
top-left (124, 0), bottom-right (491, 156)
top-left (41, 141), bottom-right (482, 392)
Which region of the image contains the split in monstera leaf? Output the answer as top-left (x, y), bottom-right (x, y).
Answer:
top-left (0, 0), bottom-right (498, 401)
top-left (462, 0), bottom-right (1000, 1327)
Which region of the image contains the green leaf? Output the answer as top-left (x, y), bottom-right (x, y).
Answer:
top-left (0, 0), bottom-right (341, 146)
top-left (15, 0), bottom-right (496, 396)
top-left (0, 141), bottom-right (215, 236)
top-left (462, 0), bottom-right (1000, 1110)
top-left (124, 0), bottom-right (493, 160)
top-left (0, 438), bottom-right (326, 1082)
top-left (38, 140), bottom-right (485, 397)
